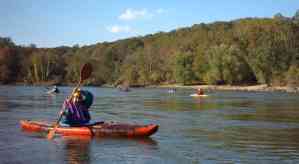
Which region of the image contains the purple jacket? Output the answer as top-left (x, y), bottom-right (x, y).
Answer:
top-left (62, 99), bottom-right (91, 125)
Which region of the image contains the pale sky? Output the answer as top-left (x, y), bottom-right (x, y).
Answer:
top-left (0, 0), bottom-right (298, 47)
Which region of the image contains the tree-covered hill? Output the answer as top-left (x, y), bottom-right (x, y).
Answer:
top-left (1, 11), bottom-right (299, 87)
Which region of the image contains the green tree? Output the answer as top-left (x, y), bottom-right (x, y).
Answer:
top-left (174, 51), bottom-right (195, 85)
top-left (205, 44), bottom-right (255, 85)
top-left (286, 65), bottom-right (299, 87)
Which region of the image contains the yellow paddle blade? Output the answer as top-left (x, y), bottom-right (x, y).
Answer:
top-left (47, 118), bottom-right (61, 140)
top-left (47, 127), bottom-right (57, 140)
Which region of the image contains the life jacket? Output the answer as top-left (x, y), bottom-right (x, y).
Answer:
top-left (62, 90), bottom-right (93, 125)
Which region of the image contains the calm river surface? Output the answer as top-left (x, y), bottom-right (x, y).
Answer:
top-left (1, 86), bottom-right (299, 163)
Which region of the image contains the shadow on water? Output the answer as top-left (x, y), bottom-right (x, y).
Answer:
top-left (94, 137), bottom-right (159, 147)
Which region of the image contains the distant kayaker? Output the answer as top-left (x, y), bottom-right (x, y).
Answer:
top-left (47, 85), bottom-right (60, 94)
top-left (60, 88), bottom-right (93, 126)
top-left (117, 84), bottom-right (130, 92)
top-left (196, 88), bottom-right (204, 95)
top-left (53, 85), bottom-right (59, 93)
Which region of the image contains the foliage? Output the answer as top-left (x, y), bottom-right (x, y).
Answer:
top-left (286, 65), bottom-right (299, 87)
top-left (1, 11), bottom-right (299, 87)
top-left (174, 51), bottom-right (196, 85)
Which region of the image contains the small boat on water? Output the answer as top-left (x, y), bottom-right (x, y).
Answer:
top-left (47, 86), bottom-right (60, 94)
top-left (190, 93), bottom-right (208, 97)
top-left (190, 88), bottom-right (208, 97)
top-left (20, 120), bottom-right (158, 138)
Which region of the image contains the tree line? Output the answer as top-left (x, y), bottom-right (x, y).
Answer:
top-left (1, 11), bottom-right (299, 87)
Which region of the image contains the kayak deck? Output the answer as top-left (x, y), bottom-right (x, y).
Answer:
top-left (20, 120), bottom-right (158, 138)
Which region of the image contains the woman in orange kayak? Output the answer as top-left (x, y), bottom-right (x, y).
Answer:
top-left (60, 88), bottom-right (94, 126)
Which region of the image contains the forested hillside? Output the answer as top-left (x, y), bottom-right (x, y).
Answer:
top-left (1, 11), bottom-right (299, 87)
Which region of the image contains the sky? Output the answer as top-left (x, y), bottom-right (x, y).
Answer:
top-left (0, 0), bottom-right (298, 48)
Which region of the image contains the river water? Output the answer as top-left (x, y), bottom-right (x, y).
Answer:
top-left (0, 86), bottom-right (299, 164)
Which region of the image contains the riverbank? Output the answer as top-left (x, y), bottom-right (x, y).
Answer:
top-left (8, 83), bottom-right (299, 93)
top-left (155, 84), bottom-right (299, 93)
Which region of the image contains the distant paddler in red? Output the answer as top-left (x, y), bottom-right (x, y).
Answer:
top-left (190, 87), bottom-right (207, 97)
top-left (196, 88), bottom-right (204, 95)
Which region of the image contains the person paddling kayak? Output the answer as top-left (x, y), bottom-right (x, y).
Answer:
top-left (60, 88), bottom-right (93, 126)
top-left (47, 63), bottom-right (93, 139)
top-left (47, 85), bottom-right (60, 94)
top-left (196, 88), bottom-right (204, 95)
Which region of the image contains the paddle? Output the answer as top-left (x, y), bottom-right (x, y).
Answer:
top-left (47, 63), bottom-right (93, 140)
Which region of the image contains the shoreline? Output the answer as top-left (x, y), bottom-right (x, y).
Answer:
top-left (3, 83), bottom-right (299, 93)
top-left (154, 84), bottom-right (299, 93)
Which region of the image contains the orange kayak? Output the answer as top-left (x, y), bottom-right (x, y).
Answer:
top-left (20, 120), bottom-right (158, 138)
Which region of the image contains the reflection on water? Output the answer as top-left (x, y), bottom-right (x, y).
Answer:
top-left (225, 127), bottom-right (299, 154)
top-left (0, 96), bottom-right (10, 113)
top-left (63, 136), bottom-right (92, 164)
top-left (1, 86), bottom-right (299, 163)
top-left (61, 136), bottom-right (159, 164)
